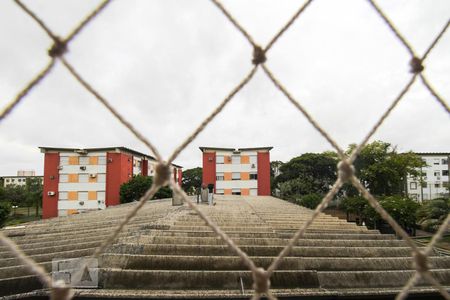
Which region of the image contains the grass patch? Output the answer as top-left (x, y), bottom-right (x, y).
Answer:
top-left (414, 235), bottom-right (450, 251)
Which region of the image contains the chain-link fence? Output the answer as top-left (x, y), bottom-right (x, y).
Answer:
top-left (0, 0), bottom-right (449, 299)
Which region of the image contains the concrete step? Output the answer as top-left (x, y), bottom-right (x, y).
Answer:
top-left (277, 232), bottom-right (393, 240)
top-left (318, 270), bottom-right (450, 288)
top-left (0, 262), bottom-right (51, 279)
top-left (0, 234), bottom-right (102, 252)
top-left (0, 247), bottom-right (94, 267)
top-left (4, 224), bottom-right (139, 245)
top-left (168, 226), bottom-right (273, 232)
top-left (0, 275), bottom-right (42, 297)
top-left (106, 243), bottom-right (423, 257)
top-left (145, 236), bottom-right (408, 247)
top-left (152, 230), bottom-right (279, 238)
top-left (101, 254), bottom-right (450, 271)
top-left (0, 240), bottom-right (101, 259)
top-left (100, 269), bottom-right (320, 290)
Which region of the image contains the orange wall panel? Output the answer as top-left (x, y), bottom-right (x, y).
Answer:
top-left (88, 191), bottom-right (97, 200)
top-left (89, 156), bottom-right (98, 165)
top-left (67, 209), bottom-right (78, 215)
top-left (224, 155), bottom-right (231, 164)
top-left (241, 188), bottom-right (250, 196)
top-left (88, 176), bottom-right (97, 183)
top-left (68, 156), bottom-right (79, 165)
top-left (241, 172), bottom-right (249, 180)
top-left (224, 172), bottom-right (232, 181)
top-left (241, 155), bottom-right (250, 164)
top-left (68, 174), bottom-right (78, 183)
top-left (224, 189), bottom-right (232, 195)
top-left (68, 191), bottom-right (78, 200)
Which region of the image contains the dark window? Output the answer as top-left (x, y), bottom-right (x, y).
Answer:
top-left (250, 173), bottom-right (258, 180)
top-left (443, 170), bottom-right (449, 176)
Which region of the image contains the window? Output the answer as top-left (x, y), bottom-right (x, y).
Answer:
top-left (434, 159), bottom-right (440, 165)
top-left (250, 156), bottom-right (257, 165)
top-left (216, 156), bottom-right (224, 164)
top-left (79, 174), bottom-right (89, 183)
top-left (98, 156), bottom-right (107, 165)
top-left (216, 172), bottom-right (224, 181)
top-left (232, 155), bottom-right (240, 164)
top-left (409, 182), bottom-right (417, 190)
top-left (232, 172), bottom-right (240, 180)
top-left (59, 192), bottom-right (68, 200)
top-left (5, 179), bottom-right (9, 183)
top-left (79, 192), bottom-right (88, 201)
top-left (250, 173), bottom-right (258, 180)
top-left (434, 171), bottom-right (440, 177)
top-left (11, 179), bottom-right (15, 183)
top-left (79, 156), bottom-right (89, 165)
top-left (421, 182), bottom-right (427, 188)
top-left (443, 159), bottom-right (448, 165)
top-left (98, 191), bottom-right (105, 200)
top-left (60, 156), bottom-right (69, 165)
top-left (232, 189), bottom-right (241, 195)
top-left (443, 181), bottom-right (449, 188)
top-left (216, 189), bottom-right (224, 195)
top-left (443, 170), bottom-right (449, 176)
top-left (435, 183), bottom-right (440, 188)
top-left (60, 174), bottom-right (68, 183)
top-left (410, 194), bottom-right (418, 200)
top-left (97, 174), bottom-right (106, 183)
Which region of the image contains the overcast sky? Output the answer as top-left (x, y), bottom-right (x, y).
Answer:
top-left (0, 0), bottom-right (449, 175)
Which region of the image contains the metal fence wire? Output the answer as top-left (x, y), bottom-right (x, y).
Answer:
top-left (0, 0), bottom-right (449, 299)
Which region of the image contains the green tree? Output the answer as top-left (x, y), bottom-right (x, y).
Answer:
top-left (25, 177), bottom-right (43, 216)
top-left (0, 185), bottom-right (28, 207)
top-left (276, 152), bottom-right (338, 198)
top-left (270, 161), bottom-right (283, 194)
top-left (181, 167), bottom-right (202, 195)
top-left (120, 175), bottom-right (172, 204)
top-left (0, 201), bottom-right (11, 227)
top-left (341, 195), bottom-right (367, 223)
top-left (347, 141), bottom-right (424, 196)
top-left (364, 196), bottom-right (420, 234)
top-left (298, 193), bottom-right (323, 209)
top-left (417, 198), bottom-right (449, 232)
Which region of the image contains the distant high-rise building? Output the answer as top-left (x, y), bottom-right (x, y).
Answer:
top-left (200, 147), bottom-right (272, 196)
top-left (40, 147), bottom-right (182, 218)
top-left (406, 152), bottom-right (449, 202)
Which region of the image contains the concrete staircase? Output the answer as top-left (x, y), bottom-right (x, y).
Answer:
top-left (1, 196), bottom-right (450, 299)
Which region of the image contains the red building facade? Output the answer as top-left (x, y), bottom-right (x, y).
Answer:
top-left (200, 147), bottom-right (272, 196)
top-left (41, 147), bottom-right (182, 219)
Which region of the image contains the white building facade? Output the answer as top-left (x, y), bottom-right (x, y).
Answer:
top-left (406, 153), bottom-right (449, 202)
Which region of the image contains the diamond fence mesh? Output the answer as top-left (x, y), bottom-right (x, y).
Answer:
top-left (0, 0), bottom-right (449, 300)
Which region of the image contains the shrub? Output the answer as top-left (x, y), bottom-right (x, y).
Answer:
top-left (120, 175), bottom-right (173, 204)
top-left (299, 193), bottom-right (323, 209)
top-left (417, 198), bottom-right (449, 232)
top-left (0, 201), bottom-right (12, 228)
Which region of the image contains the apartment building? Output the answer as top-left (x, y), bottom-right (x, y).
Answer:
top-left (406, 152), bottom-right (449, 202)
top-left (40, 147), bottom-right (182, 218)
top-left (200, 147), bottom-right (272, 196)
top-left (0, 170), bottom-right (43, 187)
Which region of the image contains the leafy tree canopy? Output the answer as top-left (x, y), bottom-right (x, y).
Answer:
top-left (120, 175), bottom-right (172, 204)
top-left (181, 167), bottom-right (202, 195)
top-left (417, 198), bottom-right (449, 232)
top-left (347, 141), bottom-right (424, 196)
top-left (276, 152), bottom-right (338, 198)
